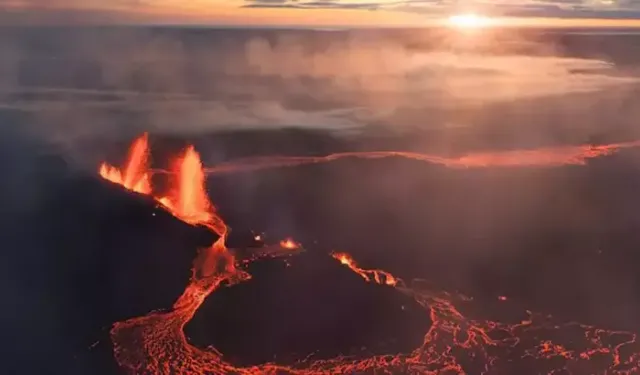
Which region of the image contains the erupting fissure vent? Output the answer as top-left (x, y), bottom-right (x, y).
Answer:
top-left (100, 134), bottom-right (639, 374)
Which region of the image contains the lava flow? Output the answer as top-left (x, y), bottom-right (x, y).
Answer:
top-left (331, 251), bottom-right (399, 287)
top-left (104, 134), bottom-right (639, 374)
top-left (195, 139), bottom-right (640, 176)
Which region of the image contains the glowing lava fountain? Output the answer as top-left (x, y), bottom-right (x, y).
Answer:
top-left (102, 134), bottom-right (639, 374)
top-left (99, 132), bottom-right (151, 195)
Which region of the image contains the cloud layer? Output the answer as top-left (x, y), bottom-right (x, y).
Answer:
top-left (4, 0), bottom-right (640, 22)
top-left (243, 0), bottom-right (640, 18)
top-left (0, 30), bottom-right (637, 150)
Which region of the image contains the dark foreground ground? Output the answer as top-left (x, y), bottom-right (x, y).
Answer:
top-left (2, 125), bottom-right (640, 374)
top-left (186, 252), bottom-right (431, 367)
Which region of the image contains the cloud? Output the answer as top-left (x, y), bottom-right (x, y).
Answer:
top-left (235, 38), bottom-right (638, 103)
top-left (1, 30), bottom-right (637, 152)
top-left (242, 0), bottom-right (640, 18)
top-left (5, 0), bottom-right (640, 23)
top-left (0, 1), bottom-right (153, 25)
top-left (242, 0), bottom-right (393, 10)
top-left (0, 26), bottom-right (638, 173)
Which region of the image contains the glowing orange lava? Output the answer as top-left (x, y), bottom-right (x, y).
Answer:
top-left (101, 134), bottom-right (640, 375)
top-left (195, 140), bottom-right (640, 177)
top-left (331, 251), bottom-right (399, 287)
top-left (98, 133), bottom-right (151, 195)
top-left (280, 238), bottom-right (299, 250)
top-left (158, 145), bottom-right (233, 277)
top-left (157, 146), bottom-right (215, 226)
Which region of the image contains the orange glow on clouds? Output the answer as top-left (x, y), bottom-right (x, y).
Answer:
top-left (5, 1), bottom-right (640, 28)
top-left (448, 13), bottom-right (494, 29)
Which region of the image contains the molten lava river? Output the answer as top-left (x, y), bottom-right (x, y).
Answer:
top-left (100, 134), bottom-right (640, 375)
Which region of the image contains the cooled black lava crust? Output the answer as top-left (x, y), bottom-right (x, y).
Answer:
top-left (185, 251), bottom-right (431, 367)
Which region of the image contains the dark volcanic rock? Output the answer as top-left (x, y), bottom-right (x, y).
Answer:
top-left (35, 175), bottom-right (213, 320)
top-left (185, 250), bottom-right (431, 367)
top-left (1, 163), bottom-right (215, 375)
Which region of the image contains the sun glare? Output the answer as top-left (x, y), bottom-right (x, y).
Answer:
top-left (448, 13), bottom-right (492, 29)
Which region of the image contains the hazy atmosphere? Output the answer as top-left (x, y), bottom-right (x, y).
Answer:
top-left (3, 27), bottom-right (640, 161)
top-left (2, 2), bottom-right (640, 375)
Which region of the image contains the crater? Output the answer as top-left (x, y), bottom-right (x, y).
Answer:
top-left (185, 250), bottom-right (432, 367)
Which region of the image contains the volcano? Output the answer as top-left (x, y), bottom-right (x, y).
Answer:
top-left (186, 250), bottom-right (431, 366)
top-left (95, 134), bottom-right (640, 375)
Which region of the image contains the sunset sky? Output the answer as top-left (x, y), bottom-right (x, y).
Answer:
top-left (2, 0), bottom-right (640, 27)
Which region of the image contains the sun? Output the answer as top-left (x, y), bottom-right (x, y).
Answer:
top-left (447, 13), bottom-right (492, 29)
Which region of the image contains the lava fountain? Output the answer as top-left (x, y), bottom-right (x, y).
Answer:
top-left (98, 132), bottom-right (151, 195)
